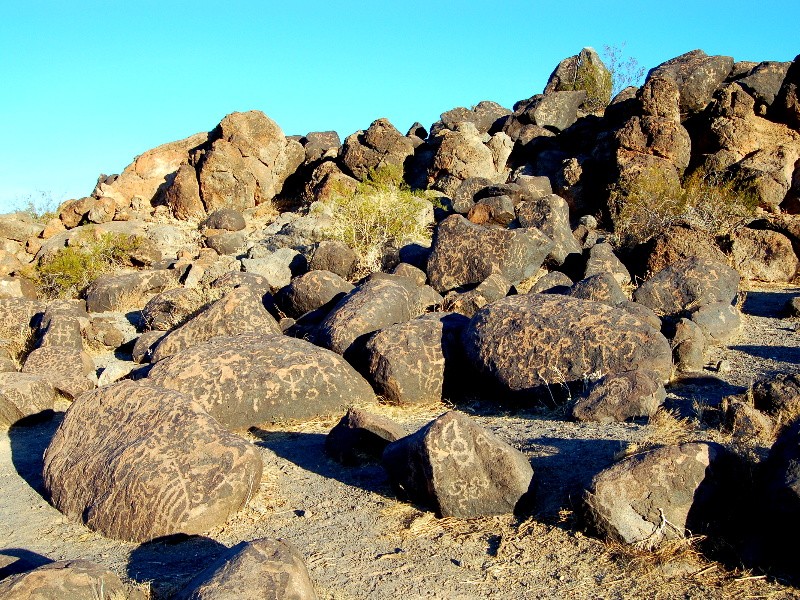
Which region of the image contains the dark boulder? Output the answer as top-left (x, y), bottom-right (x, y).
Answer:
top-left (277, 270), bottom-right (354, 318)
top-left (325, 407), bottom-right (407, 466)
top-left (647, 49), bottom-right (734, 114)
top-left (572, 369), bottom-right (666, 423)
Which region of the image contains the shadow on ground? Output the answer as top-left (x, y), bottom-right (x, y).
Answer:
top-left (730, 344), bottom-right (800, 365)
top-left (8, 412), bottom-right (63, 500)
top-left (249, 429), bottom-right (394, 499)
top-left (741, 290), bottom-right (795, 318)
top-left (0, 548), bottom-right (52, 580)
top-left (127, 535), bottom-right (227, 599)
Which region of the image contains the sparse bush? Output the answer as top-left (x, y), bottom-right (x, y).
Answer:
top-left (610, 167), bottom-right (758, 248)
top-left (560, 50), bottom-right (613, 112)
top-left (32, 231), bottom-right (142, 299)
top-left (13, 191), bottom-right (59, 222)
top-left (323, 164), bottom-right (433, 277)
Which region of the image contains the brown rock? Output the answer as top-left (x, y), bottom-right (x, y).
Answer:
top-left (326, 407), bottom-right (407, 465)
top-left (43, 380), bottom-right (262, 542)
top-left (648, 50), bottom-right (734, 113)
top-left (22, 346), bottom-right (95, 399)
top-left (340, 118), bottom-right (415, 181)
top-left (645, 223), bottom-right (727, 276)
top-left (0, 559), bottom-right (134, 599)
top-left (164, 162), bottom-right (205, 220)
top-left (0, 372), bottom-right (55, 425)
top-left (726, 228), bottom-right (799, 282)
top-left (572, 369), bottom-right (666, 423)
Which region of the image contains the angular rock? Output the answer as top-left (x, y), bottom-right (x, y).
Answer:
top-left (304, 130), bottom-right (341, 162)
top-left (463, 294), bottom-right (673, 399)
top-left (433, 101), bottom-right (511, 135)
top-left (648, 50), bottom-right (734, 113)
top-left (442, 274), bottom-right (510, 317)
top-left (452, 177), bottom-right (494, 214)
top-left (365, 313), bottom-right (470, 405)
top-left (690, 301), bottom-right (743, 345)
top-left (151, 286), bottom-right (280, 362)
top-left (726, 228), bottom-right (799, 282)
top-left (175, 538), bottom-right (318, 600)
top-left (529, 271), bottom-right (573, 294)
top-left (383, 411), bottom-right (532, 518)
top-left (586, 442), bottom-right (736, 547)
top-left (391, 262), bottom-right (427, 286)
top-left (427, 215), bottom-right (553, 293)
top-left (672, 318), bottom-right (706, 372)
top-left (315, 276), bottom-right (438, 356)
top-left (22, 346), bottom-right (95, 399)
top-left (572, 369), bottom-right (666, 423)
top-left (634, 257), bottom-right (740, 317)
top-left (165, 162), bottom-right (205, 220)
top-left (752, 373), bottom-right (800, 414)
top-left (325, 407), bottom-right (407, 465)
top-left (585, 242), bottom-right (631, 286)
top-left (517, 194), bottom-right (581, 265)
top-left (277, 270), bottom-right (354, 318)
top-left (522, 91), bottom-right (587, 131)
top-left (723, 399), bottom-right (773, 442)
top-left (736, 61), bottom-right (791, 110)
top-left (0, 559), bottom-right (133, 599)
top-left (148, 334), bottom-right (375, 429)
top-left (37, 314), bottom-right (83, 350)
top-left (43, 381), bottom-right (262, 542)
top-left (85, 270), bottom-right (177, 313)
top-left (0, 275), bottom-right (38, 300)
top-left (201, 208), bottom-right (246, 232)
top-left (0, 372), bottom-right (55, 425)
top-left (430, 123), bottom-right (501, 195)
top-left (568, 273), bottom-right (628, 306)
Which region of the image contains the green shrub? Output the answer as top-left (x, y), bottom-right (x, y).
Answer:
top-left (323, 165), bottom-right (433, 277)
top-left (13, 191), bottom-right (58, 223)
top-left (610, 166), bottom-right (758, 247)
top-left (32, 231), bottom-right (141, 299)
top-left (561, 53), bottom-right (613, 112)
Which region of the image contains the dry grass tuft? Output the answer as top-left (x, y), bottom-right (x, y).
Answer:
top-left (605, 534), bottom-right (708, 574)
top-left (642, 408), bottom-right (697, 448)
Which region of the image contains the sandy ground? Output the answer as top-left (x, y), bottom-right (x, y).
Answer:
top-left (2, 284), bottom-right (800, 599)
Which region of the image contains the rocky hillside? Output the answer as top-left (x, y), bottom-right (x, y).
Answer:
top-left (1, 48), bottom-right (800, 598)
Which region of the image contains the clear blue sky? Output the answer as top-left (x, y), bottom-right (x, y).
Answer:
top-left (1, 1), bottom-right (797, 214)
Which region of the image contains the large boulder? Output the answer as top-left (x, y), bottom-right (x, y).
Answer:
top-left (151, 286), bottom-right (280, 362)
top-left (0, 559), bottom-right (135, 599)
top-left (382, 411), bottom-right (533, 518)
top-left (175, 538), bottom-right (318, 600)
top-left (462, 293), bottom-right (673, 400)
top-left (197, 111), bottom-right (304, 212)
top-left (148, 334), bottom-right (375, 429)
top-left (586, 442), bottom-right (736, 547)
top-left (431, 101), bottom-right (511, 136)
top-left (315, 275), bottom-right (439, 356)
top-left (0, 372), bottom-right (55, 425)
top-left (84, 270), bottom-right (177, 313)
top-left (365, 313), bottom-right (470, 405)
top-left (22, 346), bottom-right (95, 400)
top-left (164, 162), bottom-right (205, 220)
top-left (429, 123), bottom-right (508, 195)
top-left (572, 369), bottom-right (666, 423)
top-left (276, 270), bottom-right (354, 318)
top-left (645, 223), bottom-right (728, 276)
top-left (544, 47), bottom-right (612, 111)
top-left (647, 49), bottom-right (734, 114)
top-left (427, 214), bottom-right (553, 293)
top-left (725, 228), bottom-right (799, 282)
top-left (516, 194), bottom-right (582, 265)
top-left (752, 373), bottom-right (800, 414)
top-left (340, 118), bottom-right (415, 181)
top-left (43, 380), bottom-right (262, 542)
top-left (633, 257), bottom-right (740, 317)
top-left (516, 91), bottom-right (587, 132)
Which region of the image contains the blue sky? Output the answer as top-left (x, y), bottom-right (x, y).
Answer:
top-left (0, 1), bottom-right (797, 214)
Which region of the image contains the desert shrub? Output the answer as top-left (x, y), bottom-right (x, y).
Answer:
top-left (13, 191), bottom-right (58, 223)
top-left (323, 164), bottom-right (433, 277)
top-left (560, 52), bottom-right (613, 112)
top-left (602, 43), bottom-right (646, 97)
top-left (610, 167), bottom-right (758, 248)
top-left (32, 231), bottom-right (141, 299)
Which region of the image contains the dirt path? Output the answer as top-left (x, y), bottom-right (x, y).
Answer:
top-left (2, 285), bottom-right (799, 599)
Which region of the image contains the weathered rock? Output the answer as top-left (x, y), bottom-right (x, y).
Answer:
top-left (648, 50), bottom-right (734, 113)
top-left (544, 47), bottom-right (612, 111)
top-left (148, 334), bottom-right (374, 429)
top-left (615, 114), bottom-right (691, 171)
top-left (619, 301), bottom-right (663, 332)
top-left (85, 270), bottom-right (177, 313)
top-left (427, 215), bottom-right (553, 293)
top-left (723, 399), bottom-right (773, 442)
top-left (197, 111), bottom-right (303, 212)
top-left (277, 270), bottom-right (354, 318)
top-left (430, 123), bottom-right (503, 195)
top-left (391, 263), bottom-right (427, 286)
top-left (672, 318), bottom-right (706, 372)
top-left (151, 286), bottom-right (280, 362)
top-left (340, 119), bottom-right (415, 181)
top-left (315, 276), bottom-right (439, 356)
top-left (634, 257), bottom-right (740, 317)
top-left (0, 214), bottom-right (45, 242)
top-left (304, 130), bottom-right (341, 162)
top-left (22, 346), bottom-right (95, 399)
top-left (365, 313), bottom-right (470, 405)
top-left (241, 247), bottom-right (306, 292)
top-left (201, 208), bottom-right (246, 232)
top-left (175, 538), bottom-right (318, 600)
top-left (690, 301), bottom-right (743, 345)
top-left (471, 195), bottom-right (515, 226)
top-left (141, 287), bottom-right (202, 331)
top-left (763, 419), bottom-right (800, 528)
top-left (43, 381), bottom-right (262, 542)
top-left (0, 372), bottom-right (55, 425)
top-left (0, 276), bottom-right (38, 300)
top-left (164, 162), bottom-right (205, 220)
top-left (452, 177), bottom-right (494, 214)
top-left (383, 411), bottom-right (533, 518)
top-left (752, 373), bottom-right (800, 414)
top-left (463, 293), bottom-right (673, 399)
top-left (205, 231), bottom-right (247, 255)
top-left (432, 101), bottom-right (511, 135)
top-left (774, 54), bottom-right (800, 129)
top-left (585, 242), bottom-right (631, 286)
top-left (96, 132), bottom-right (208, 209)
top-left (735, 61), bottom-right (791, 111)
top-left (725, 228), bottom-right (799, 282)
top-left (569, 273), bottom-right (628, 306)
top-left (520, 91), bottom-right (587, 131)
top-left (645, 223), bottom-right (728, 276)
top-left (326, 407), bottom-right (407, 465)
top-left (0, 559), bottom-right (134, 599)
top-left (572, 369), bottom-right (666, 423)
top-left (309, 240), bottom-right (357, 279)
top-left (37, 314), bottom-right (83, 350)
top-left (517, 194), bottom-right (581, 265)
top-left (131, 330), bottom-right (167, 364)
top-left (529, 271), bottom-right (573, 294)
top-left (442, 273), bottom-right (510, 317)
top-left (586, 442), bottom-right (736, 547)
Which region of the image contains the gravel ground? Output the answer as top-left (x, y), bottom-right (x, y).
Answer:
top-left (1, 284), bottom-right (799, 599)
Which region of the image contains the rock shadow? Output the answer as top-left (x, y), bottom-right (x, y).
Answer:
top-left (250, 429), bottom-right (394, 499)
top-left (0, 548), bottom-right (52, 580)
top-left (522, 435), bottom-right (623, 525)
top-left (127, 535), bottom-right (228, 599)
top-left (730, 344), bottom-right (800, 365)
top-left (667, 375), bottom-right (748, 411)
top-left (8, 411), bottom-right (63, 500)
top-left (740, 290), bottom-right (795, 318)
